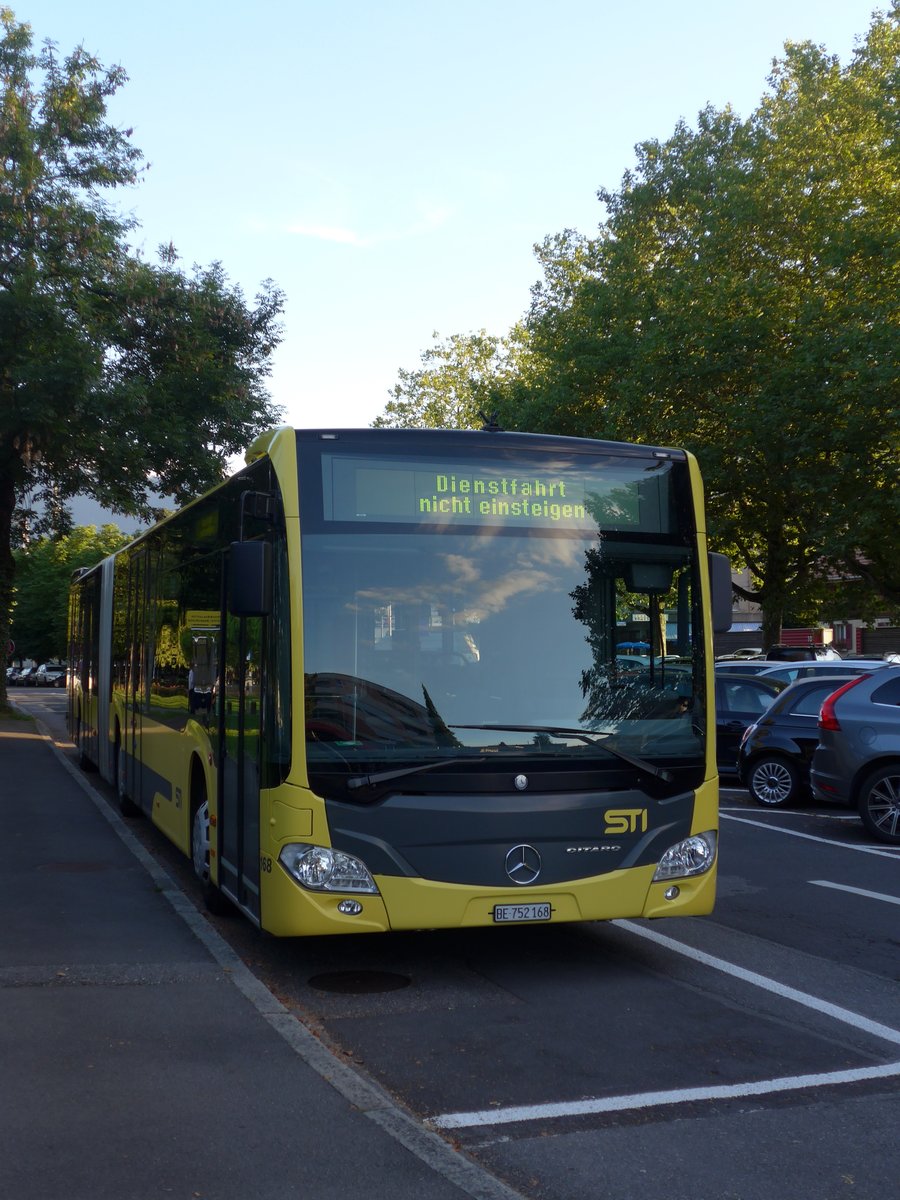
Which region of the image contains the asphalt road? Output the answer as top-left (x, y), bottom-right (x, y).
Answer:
top-left (13, 689), bottom-right (900, 1200)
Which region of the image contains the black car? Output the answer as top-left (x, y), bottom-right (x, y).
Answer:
top-left (715, 672), bottom-right (785, 777)
top-left (737, 675), bottom-right (854, 807)
top-left (765, 645), bottom-right (841, 662)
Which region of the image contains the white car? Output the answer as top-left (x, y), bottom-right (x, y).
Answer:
top-left (32, 663), bottom-right (68, 688)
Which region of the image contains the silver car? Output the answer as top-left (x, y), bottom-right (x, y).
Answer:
top-left (757, 659), bottom-right (888, 689)
top-left (810, 666), bottom-right (900, 844)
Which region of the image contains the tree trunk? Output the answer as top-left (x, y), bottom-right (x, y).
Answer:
top-left (760, 607), bottom-right (783, 652)
top-left (0, 473), bottom-right (16, 712)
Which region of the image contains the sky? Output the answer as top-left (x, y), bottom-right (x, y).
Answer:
top-left (26, 0), bottom-right (883, 433)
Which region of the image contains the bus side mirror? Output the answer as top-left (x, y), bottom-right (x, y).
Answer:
top-left (229, 541), bottom-right (272, 617)
top-left (708, 553), bottom-right (733, 634)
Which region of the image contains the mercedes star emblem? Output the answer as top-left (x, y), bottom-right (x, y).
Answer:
top-left (505, 843), bottom-right (542, 885)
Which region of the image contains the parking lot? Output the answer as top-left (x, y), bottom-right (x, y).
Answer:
top-left (12, 688), bottom-right (900, 1200)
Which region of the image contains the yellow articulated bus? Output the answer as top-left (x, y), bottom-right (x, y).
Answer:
top-left (68, 426), bottom-right (732, 936)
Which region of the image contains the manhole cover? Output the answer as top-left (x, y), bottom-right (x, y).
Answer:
top-left (308, 970), bottom-right (411, 995)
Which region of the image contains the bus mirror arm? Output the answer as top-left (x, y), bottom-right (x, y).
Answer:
top-left (228, 541), bottom-right (272, 617)
top-left (708, 553), bottom-right (732, 634)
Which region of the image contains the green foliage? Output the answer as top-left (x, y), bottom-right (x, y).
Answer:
top-left (373, 324), bottom-right (551, 432)
top-left (11, 524), bottom-right (131, 663)
top-left (529, 13), bottom-right (900, 640)
top-left (374, 331), bottom-right (511, 430)
top-left (0, 10), bottom-right (284, 704)
top-left (378, 7), bottom-right (900, 644)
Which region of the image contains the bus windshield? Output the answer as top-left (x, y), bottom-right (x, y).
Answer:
top-left (299, 441), bottom-right (705, 789)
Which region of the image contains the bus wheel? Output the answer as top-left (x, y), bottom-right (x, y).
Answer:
top-left (747, 755), bottom-right (800, 808)
top-left (115, 735), bottom-right (139, 817)
top-left (191, 785), bottom-right (233, 915)
top-left (75, 711), bottom-right (90, 771)
top-left (191, 799), bottom-right (212, 885)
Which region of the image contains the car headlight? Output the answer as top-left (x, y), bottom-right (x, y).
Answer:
top-left (278, 844), bottom-right (379, 894)
top-left (652, 831), bottom-right (717, 881)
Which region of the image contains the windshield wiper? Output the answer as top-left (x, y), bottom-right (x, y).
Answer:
top-left (346, 754), bottom-right (486, 790)
top-left (449, 724), bottom-right (674, 783)
top-left (345, 723), bottom-right (675, 790)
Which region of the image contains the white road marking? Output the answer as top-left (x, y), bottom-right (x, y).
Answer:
top-left (721, 812), bottom-right (899, 857)
top-left (428, 1061), bottom-right (900, 1130)
top-left (721, 804), bottom-right (858, 822)
top-left (809, 880), bottom-right (900, 907)
top-left (429, 918), bottom-right (900, 1131)
top-left (615, 919), bottom-right (900, 1045)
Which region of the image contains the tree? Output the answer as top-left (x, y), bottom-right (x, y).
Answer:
top-left (521, 13), bottom-right (900, 645)
top-left (11, 524), bottom-right (131, 663)
top-left (378, 8), bottom-right (900, 645)
top-left (0, 11), bottom-right (284, 709)
top-left (374, 330), bottom-right (513, 430)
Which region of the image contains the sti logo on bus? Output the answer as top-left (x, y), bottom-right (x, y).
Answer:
top-left (604, 808), bottom-right (649, 834)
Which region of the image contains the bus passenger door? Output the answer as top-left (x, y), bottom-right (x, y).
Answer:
top-left (218, 610), bottom-right (262, 922)
top-left (120, 550), bottom-right (145, 810)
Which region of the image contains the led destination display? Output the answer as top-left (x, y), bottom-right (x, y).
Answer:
top-left (321, 454), bottom-right (667, 531)
top-left (419, 471), bottom-right (586, 523)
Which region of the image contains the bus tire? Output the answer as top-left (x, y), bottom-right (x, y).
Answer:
top-left (191, 772), bottom-right (234, 916)
top-left (115, 731), bottom-right (140, 817)
top-left (75, 709), bottom-right (91, 771)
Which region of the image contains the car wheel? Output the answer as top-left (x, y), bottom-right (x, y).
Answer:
top-left (857, 764), bottom-right (900, 845)
top-left (747, 755), bottom-right (801, 807)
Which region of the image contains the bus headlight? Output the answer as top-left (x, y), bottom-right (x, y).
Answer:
top-left (279, 844), bottom-right (380, 894)
top-left (652, 831), bottom-right (717, 881)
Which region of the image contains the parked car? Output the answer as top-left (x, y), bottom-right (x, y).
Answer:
top-left (715, 647), bottom-right (763, 661)
top-left (810, 666), bottom-right (900, 844)
top-left (715, 672), bottom-right (785, 777)
top-left (32, 662), bottom-right (68, 688)
top-left (765, 645), bottom-right (842, 662)
top-left (738, 675), bottom-right (858, 807)
top-left (713, 660), bottom-right (773, 677)
top-left (15, 666), bottom-right (38, 686)
top-left (756, 659), bottom-right (887, 689)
